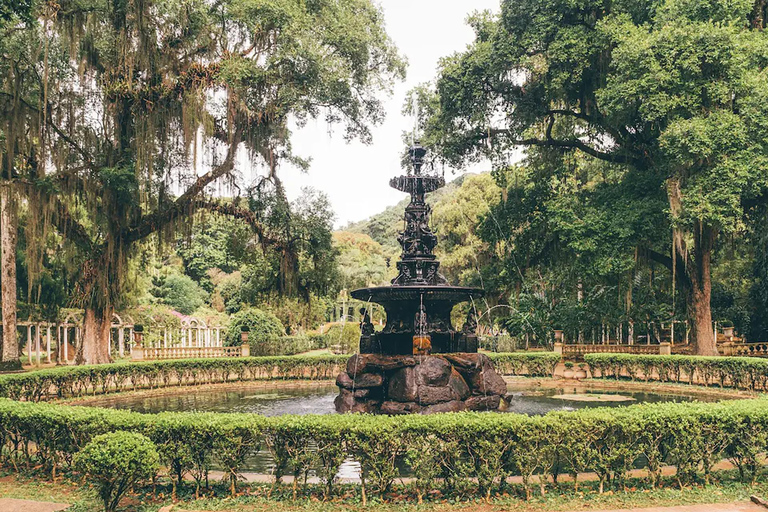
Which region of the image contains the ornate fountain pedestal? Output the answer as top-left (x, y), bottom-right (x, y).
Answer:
top-left (335, 353), bottom-right (507, 414)
top-left (335, 142), bottom-right (507, 414)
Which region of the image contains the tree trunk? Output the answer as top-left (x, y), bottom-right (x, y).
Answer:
top-left (668, 180), bottom-right (717, 356)
top-left (0, 183), bottom-right (20, 369)
top-left (76, 306), bottom-right (113, 364)
top-left (686, 221), bottom-right (717, 355)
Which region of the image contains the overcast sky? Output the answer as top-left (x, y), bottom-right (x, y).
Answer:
top-left (279, 0), bottom-right (502, 228)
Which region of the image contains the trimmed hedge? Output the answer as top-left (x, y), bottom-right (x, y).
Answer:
top-left (1, 397), bottom-right (767, 499)
top-left (0, 352), bottom-right (559, 403)
top-left (584, 353), bottom-right (768, 391)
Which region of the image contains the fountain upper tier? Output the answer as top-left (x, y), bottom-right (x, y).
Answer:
top-left (350, 142), bottom-right (483, 355)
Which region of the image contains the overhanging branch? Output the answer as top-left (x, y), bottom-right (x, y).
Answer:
top-left (124, 127), bottom-right (243, 243)
top-left (488, 128), bottom-right (641, 166)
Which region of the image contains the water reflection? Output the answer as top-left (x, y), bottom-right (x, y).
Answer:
top-left (81, 383), bottom-right (711, 476)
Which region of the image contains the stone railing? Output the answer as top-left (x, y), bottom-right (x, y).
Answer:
top-left (554, 342), bottom-right (671, 358)
top-left (719, 342), bottom-right (768, 358)
top-left (131, 344), bottom-right (250, 361)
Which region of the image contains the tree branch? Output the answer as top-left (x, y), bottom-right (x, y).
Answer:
top-left (123, 127), bottom-right (243, 243)
top-left (194, 199), bottom-right (281, 247)
top-left (488, 128), bottom-right (641, 166)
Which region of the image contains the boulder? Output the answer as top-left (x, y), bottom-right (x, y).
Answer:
top-left (421, 400), bottom-right (466, 414)
top-left (416, 385), bottom-right (456, 405)
top-left (380, 401), bottom-right (421, 415)
top-left (467, 368), bottom-right (508, 396)
top-left (354, 388), bottom-right (371, 398)
top-left (444, 352), bottom-right (494, 375)
top-left (336, 372), bottom-right (355, 389)
top-left (448, 368), bottom-right (470, 400)
top-left (334, 388), bottom-right (356, 413)
top-left (351, 400), bottom-right (381, 414)
top-left (466, 395), bottom-right (501, 411)
top-left (346, 354), bottom-right (418, 375)
top-left (352, 372), bottom-right (384, 388)
top-left (388, 367), bottom-right (418, 402)
top-left (415, 357), bottom-right (452, 386)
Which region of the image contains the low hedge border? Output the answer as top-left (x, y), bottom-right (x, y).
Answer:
top-left (0, 352), bottom-right (560, 403)
top-left (3, 352), bottom-right (766, 503)
top-left (584, 353), bottom-right (768, 390)
top-left (1, 397), bottom-right (767, 500)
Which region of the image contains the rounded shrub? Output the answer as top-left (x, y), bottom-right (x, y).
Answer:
top-left (74, 431), bottom-right (160, 512)
top-left (317, 322), bottom-right (360, 354)
top-left (225, 307), bottom-right (285, 348)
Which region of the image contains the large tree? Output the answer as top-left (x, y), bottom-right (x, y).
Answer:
top-left (2, 0), bottom-right (403, 363)
top-left (415, 0), bottom-right (768, 354)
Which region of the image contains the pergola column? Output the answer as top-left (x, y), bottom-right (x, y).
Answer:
top-left (46, 325), bottom-right (51, 363)
top-left (26, 324), bottom-right (32, 364)
top-left (63, 326), bottom-right (69, 362)
top-left (118, 327), bottom-right (125, 357)
top-left (35, 324), bottom-right (41, 365)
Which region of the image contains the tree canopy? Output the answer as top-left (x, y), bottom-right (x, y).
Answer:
top-left (414, 0), bottom-right (768, 354)
top-left (0, 0), bottom-right (404, 363)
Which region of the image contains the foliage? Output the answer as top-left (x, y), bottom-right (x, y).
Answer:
top-left (74, 431), bottom-right (159, 512)
top-left (333, 231), bottom-right (389, 290)
top-left (0, 353), bottom-right (556, 402)
top-left (225, 308), bottom-right (285, 347)
top-left (151, 272), bottom-right (208, 316)
top-left (1, 391), bottom-right (768, 500)
top-left (413, 0), bottom-right (768, 354)
top-left (314, 322), bottom-right (362, 354)
top-left (584, 353), bottom-right (768, 390)
top-left (1, 0), bottom-right (404, 363)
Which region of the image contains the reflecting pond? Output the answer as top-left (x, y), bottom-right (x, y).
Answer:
top-left (77, 382), bottom-right (722, 476)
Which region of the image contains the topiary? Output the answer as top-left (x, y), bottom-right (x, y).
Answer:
top-left (74, 431), bottom-right (160, 512)
top-left (225, 307), bottom-right (285, 347)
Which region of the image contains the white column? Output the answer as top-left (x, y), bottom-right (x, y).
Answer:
top-left (46, 325), bottom-right (51, 363)
top-left (118, 327), bottom-right (125, 357)
top-left (56, 326), bottom-right (62, 364)
top-left (216, 328), bottom-right (221, 347)
top-left (63, 327), bottom-right (69, 362)
top-left (26, 325), bottom-right (32, 364)
top-left (35, 324), bottom-right (41, 365)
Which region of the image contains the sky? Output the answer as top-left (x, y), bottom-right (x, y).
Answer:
top-left (279, 0), bottom-right (502, 228)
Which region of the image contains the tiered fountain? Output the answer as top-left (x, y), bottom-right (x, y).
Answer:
top-left (335, 143), bottom-right (508, 414)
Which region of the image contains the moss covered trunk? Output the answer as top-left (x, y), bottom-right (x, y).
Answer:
top-left (687, 222), bottom-right (717, 356)
top-left (77, 306), bottom-right (113, 365)
top-left (0, 183), bottom-right (20, 369)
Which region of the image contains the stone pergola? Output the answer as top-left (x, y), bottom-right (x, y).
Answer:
top-left (5, 309), bottom-right (223, 365)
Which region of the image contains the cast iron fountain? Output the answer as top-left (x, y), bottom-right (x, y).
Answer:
top-left (335, 143), bottom-right (508, 414)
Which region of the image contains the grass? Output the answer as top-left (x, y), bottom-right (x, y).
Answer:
top-left (2, 469), bottom-right (768, 512)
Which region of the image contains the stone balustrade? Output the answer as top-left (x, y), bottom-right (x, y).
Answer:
top-left (131, 344), bottom-right (250, 361)
top-left (719, 342), bottom-right (768, 357)
top-left (554, 342), bottom-right (672, 358)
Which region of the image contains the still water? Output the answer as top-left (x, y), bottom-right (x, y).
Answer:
top-left (79, 382), bottom-right (716, 477)
top-left (85, 382), bottom-right (712, 416)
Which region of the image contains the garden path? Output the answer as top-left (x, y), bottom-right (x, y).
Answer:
top-left (571, 501), bottom-right (765, 512)
top-left (0, 498), bottom-right (69, 511)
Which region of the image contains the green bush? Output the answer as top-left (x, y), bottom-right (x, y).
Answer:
top-left (250, 335), bottom-right (314, 356)
top-left (2, 397), bottom-right (768, 501)
top-left (314, 322), bottom-right (360, 354)
top-left (584, 353), bottom-right (768, 390)
top-left (225, 308), bottom-right (285, 347)
top-left (478, 335), bottom-right (520, 352)
top-left (152, 273), bottom-right (208, 315)
top-left (74, 431), bottom-right (160, 512)
top-left (0, 352), bottom-right (556, 402)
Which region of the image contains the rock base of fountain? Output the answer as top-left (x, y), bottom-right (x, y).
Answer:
top-left (335, 352), bottom-right (507, 414)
